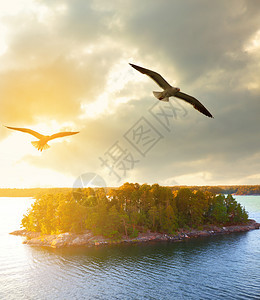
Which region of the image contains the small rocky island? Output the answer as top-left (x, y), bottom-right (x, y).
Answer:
top-left (11, 184), bottom-right (260, 248)
top-left (10, 220), bottom-right (260, 248)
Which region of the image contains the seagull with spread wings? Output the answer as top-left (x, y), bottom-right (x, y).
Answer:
top-left (130, 63), bottom-right (213, 118)
top-left (5, 126), bottom-right (79, 151)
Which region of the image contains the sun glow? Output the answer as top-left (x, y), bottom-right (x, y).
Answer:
top-left (0, 136), bottom-right (75, 188)
top-left (0, 25), bottom-right (8, 56)
top-left (244, 30), bottom-right (260, 53)
top-left (0, 0), bottom-right (33, 15)
top-left (174, 172), bottom-right (213, 186)
top-left (80, 59), bottom-right (140, 119)
top-left (0, 120), bottom-right (79, 187)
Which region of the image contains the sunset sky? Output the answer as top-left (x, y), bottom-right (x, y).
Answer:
top-left (0, 0), bottom-right (259, 188)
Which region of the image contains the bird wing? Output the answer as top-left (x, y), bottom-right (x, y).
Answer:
top-left (174, 92), bottom-right (213, 118)
top-left (129, 63), bottom-right (172, 89)
top-left (48, 131), bottom-right (80, 141)
top-left (5, 126), bottom-right (44, 139)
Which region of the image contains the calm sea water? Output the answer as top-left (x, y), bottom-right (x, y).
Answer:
top-left (0, 196), bottom-right (259, 300)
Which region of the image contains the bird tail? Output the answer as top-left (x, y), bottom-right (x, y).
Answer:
top-left (153, 91), bottom-right (169, 102)
top-left (31, 141), bottom-right (50, 151)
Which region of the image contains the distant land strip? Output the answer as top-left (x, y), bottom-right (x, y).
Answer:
top-left (1, 185), bottom-right (260, 197)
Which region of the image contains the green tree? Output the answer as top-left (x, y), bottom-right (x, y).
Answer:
top-left (162, 204), bottom-right (178, 233)
top-left (21, 184), bottom-right (249, 238)
top-left (175, 188), bottom-right (194, 227)
top-left (148, 205), bottom-right (159, 230)
top-left (225, 194), bottom-right (248, 224)
top-left (208, 194), bottom-right (228, 224)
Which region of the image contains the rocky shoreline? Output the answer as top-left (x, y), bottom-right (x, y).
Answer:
top-left (10, 219), bottom-right (259, 249)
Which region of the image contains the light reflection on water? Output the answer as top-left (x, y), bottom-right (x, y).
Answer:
top-left (0, 196), bottom-right (259, 299)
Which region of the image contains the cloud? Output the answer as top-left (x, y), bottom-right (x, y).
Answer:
top-left (0, 0), bottom-right (259, 187)
top-left (120, 0), bottom-right (260, 81)
top-left (0, 0), bottom-right (132, 127)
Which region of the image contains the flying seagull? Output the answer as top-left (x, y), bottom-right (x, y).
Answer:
top-left (129, 63), bottom-right (213, 118)
top-left (5, 126), bottom-right (79, 151)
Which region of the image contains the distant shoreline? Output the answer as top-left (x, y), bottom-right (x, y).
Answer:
top-left (10, 219), bottom-right (260, 249)
top-left (1, 184), bottom-right (259, 198)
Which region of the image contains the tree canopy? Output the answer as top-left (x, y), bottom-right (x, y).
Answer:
top-left (21, 183), bottom-right (249, 238)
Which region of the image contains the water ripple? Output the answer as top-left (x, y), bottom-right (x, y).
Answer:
top-left (1, 196), bottom-right (260, 300)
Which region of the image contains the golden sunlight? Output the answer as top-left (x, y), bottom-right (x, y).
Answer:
top-left (244, 30), bottom-right (260, 53)
top-left (80, 59), bottom-right (139, 118)
top-left (1, 120), bottom-right (79, 187)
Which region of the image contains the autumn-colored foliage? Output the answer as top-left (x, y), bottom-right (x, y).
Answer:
top-left (21, 183), bottom-right (249, 237)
